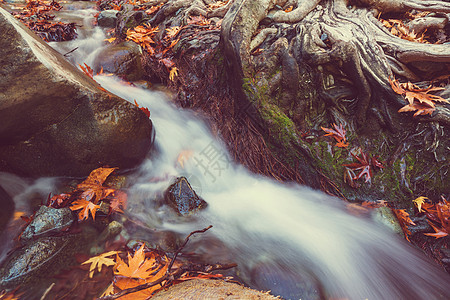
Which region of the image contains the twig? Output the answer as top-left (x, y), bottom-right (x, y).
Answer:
top-left (63, 47), bottom-right (78, 57)
top-left (96, 225), bottom-right (213, 300)
top-left (167, 225), bottom-right (213, 271)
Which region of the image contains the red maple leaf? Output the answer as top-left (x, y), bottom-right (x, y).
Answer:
top-left (321, 123), bottom-right (349, 148)
top-left (343, 150), bottom-right (384, 183)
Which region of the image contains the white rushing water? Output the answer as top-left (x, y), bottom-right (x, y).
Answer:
top-left (7, 6), bottom-right (450, 299)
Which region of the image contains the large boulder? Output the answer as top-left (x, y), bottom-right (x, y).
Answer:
top-left (0, 7), bottom-right (154, 177)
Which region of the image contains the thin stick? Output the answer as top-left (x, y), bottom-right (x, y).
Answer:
top-left (96, 225), bottom-right (213, 300)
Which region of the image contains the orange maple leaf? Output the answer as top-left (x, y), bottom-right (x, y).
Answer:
top-left (79, 63), bottom-right (94, 79)
top-left (77, 167), bottom-right (117, 204)
top-left (134, 100), bottom-right (151, 118)
top-left (424, 222), bottom-right (448, 239)
top-left (392, 208), bottom-right (416, 241)
top-left (70, 199), bottom-right (100, 220)
top-left (389, 76), bottom-right (448, 117)
top-left (113, 244), bottom-right (168, 299)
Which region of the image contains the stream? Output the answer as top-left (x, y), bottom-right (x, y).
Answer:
top-left (2, 3), bottom-right (450, 299)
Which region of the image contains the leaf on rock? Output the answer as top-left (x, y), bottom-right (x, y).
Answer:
top-left (392, 208), bottom-right (416, 240)
top-left (79, 63), bottom-right (94, 79)
top-left (169, 67), bottom-right (178, 81)
top-left (77, 167), bottom-right (117, 203)
top-left (82, 251), bottom-right (119, 278)
top-left (413, 196), bottom-right (428, 213)
top-left (70, 199), bottom-right (100, 221)
top-left (389, 76), bottom-right (448, 117)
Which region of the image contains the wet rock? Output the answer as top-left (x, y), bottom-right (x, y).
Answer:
top-left (0, 235), bottom-right (77, 289)
top-left (371, 206), bottom-right (403, 235)
top-left (92, 41), bottom-right (144, 81)
top-left (151, 279), bottom-right (278, 300)
top-left (97, 9), bottom-right (118, 28)
top-left (0, 185), bottom-right (14, 233)
top-left (21, 206), bottom-right (74, 241)
top-left (0, 7), bottom-right (154, 177)
top-left (164, 177), bottom-right (207, 216)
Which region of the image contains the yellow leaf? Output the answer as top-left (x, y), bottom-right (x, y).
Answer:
top-left (413, 196), bottom-right (428, 213)
top-left (105, 37), bottom-right (116, 43)
top-left (82, 251), bottom-right (119, 278)
top-left (169, 67), bottom-right (178, 81)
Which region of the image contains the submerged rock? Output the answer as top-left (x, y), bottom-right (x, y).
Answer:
top-left (0, 7), bottom-right (154, 177)
top-left (164, 177), bottom-right (207, 216)
top-left (21, 206), bottom-right (74, 241)
top-left (92, 41), bottom-right (144, 81)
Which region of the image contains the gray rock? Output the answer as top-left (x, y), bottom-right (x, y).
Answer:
top-left (164, 177), bottom-right (207, 216)
top-left (97, 9), bottom-right (118, 28)
top-left (371, 206), bottom-right (403, 235)
top-left (0, 236), bottom-right (75, 289)
top-left (21, 206), bottom-right (74, 241)
top-left (93, 41), bottom-right (144, 81)
top-left (0, 7), bottom-right (154, 177)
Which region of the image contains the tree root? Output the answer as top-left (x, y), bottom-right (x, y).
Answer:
top-left (355, 0), bottom-right (450, 13)
top-left (270, 0), bottom-right (321, 23)
top-left (207, 0), bottom-right (232, 18)
top-left (249, 28), bottom-right (277, 52)
top-left (151, 0), bottom-right (207, 25)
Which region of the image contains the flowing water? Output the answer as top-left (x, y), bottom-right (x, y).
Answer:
top-left (2, 4), bottom-right (450, 299)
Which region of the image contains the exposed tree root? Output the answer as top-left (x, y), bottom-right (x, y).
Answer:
top-left (270, 0), bottom-right (321, 23)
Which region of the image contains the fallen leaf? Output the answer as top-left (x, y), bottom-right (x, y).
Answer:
top-left (392, 208), bottom-right (416, 240)
top-left (424, 222), bottom-right (448, 239)
top-left (77, 167), bottom-right (117, 204)
top-left (105, 37), bottom-right (116, 43)
top-left (114, 244), bottom-right (157, 279)
top-left (82, 251), bottom-right (119, 278)
top-left (79, 63), bottom-right (94, 79)
top-left (70, 199), bottom-right (100, 221)
top-left (413, 196), bottom-right (428, 213)
top-left (169, 67), bottom-right (178, 81)
top-left (321, 123), bottom-right (348, 148)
